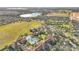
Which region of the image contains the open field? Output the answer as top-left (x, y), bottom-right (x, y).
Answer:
top-left (0, 20), bottom-right (43, 49)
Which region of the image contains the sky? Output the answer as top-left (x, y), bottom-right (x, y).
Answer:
top-left (0, 0), bottom-right (79, 7)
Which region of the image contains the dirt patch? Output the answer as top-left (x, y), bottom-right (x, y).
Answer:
top-left (70, 12), bottom-right (79, 21)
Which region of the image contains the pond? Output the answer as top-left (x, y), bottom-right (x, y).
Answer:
top-left (20, 13), bottom-right (42, 18)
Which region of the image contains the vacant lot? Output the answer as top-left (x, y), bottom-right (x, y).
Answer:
top-left (0, 20), bottom-right (43, 50)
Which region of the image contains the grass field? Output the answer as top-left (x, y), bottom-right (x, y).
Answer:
top-left (0, 20), bottom-right (43, 50)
